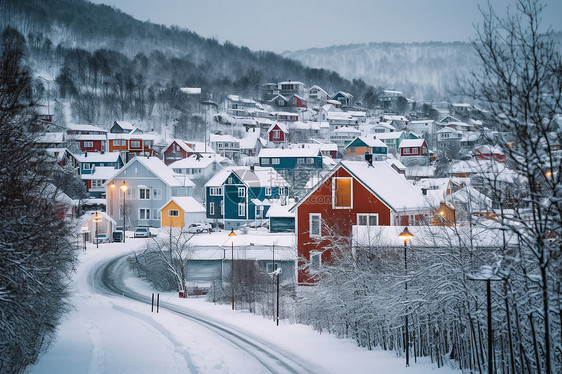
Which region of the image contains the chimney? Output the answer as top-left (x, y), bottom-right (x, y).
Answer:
top-left (84, 151), bottom-right (87, 157)
top-left (365, 152), bottom-right (373, 166)
top-left (250, 165), bottom-right (255, 171)
top-left (421, 188), bottom-right (428, 196)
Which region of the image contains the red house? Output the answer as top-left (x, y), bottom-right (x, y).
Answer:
top-left (66, 124), bottom-right (108, 153)
top-left (473, 144), bottom-right (506, 163)
top-left (291, 94), bottom-right (307, 108)
top-left (267, 123), bottom-right (288, 144)
top-left (292, 160), bottom-right (429, 284)
top-left (163, 139), bottom-right (195, 165)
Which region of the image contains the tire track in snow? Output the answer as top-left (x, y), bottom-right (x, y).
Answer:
top-left (94, 254), bottom-right (320, 374)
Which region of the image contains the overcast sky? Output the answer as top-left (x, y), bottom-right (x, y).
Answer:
top-left (89, 0), bottom-right (562, 53)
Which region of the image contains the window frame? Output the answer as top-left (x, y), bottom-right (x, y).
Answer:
top-left (309, 213), bottom-right (321, 237)
top-left (357, 213), bottom-right (379, 227)
top-left (265, 187), bottom-right (272, 197)
top-left (139, 188), bottom-right (150, 200)
top-left (168, 209), bottom-right (179, 217)
top-left (310, 251), bottom-right (322, 271)
top-left (139, 208), bottom-right (150, 220)
top-left (209, 202), bottom-right (215, 215)
top-left (271, 158), bottom-right (280, 165)
top-left (130, 140), bottom-right (141, 148)
top-left (83, 141), bottom-right (94, 148)
top-left (262, 158), bottom-right (270, 165)
top-left (332, 177), bottom-right (353, 209)
top-left (238, 203), bottom-right (246, 217)
top-left (238, 187), bottom-right (246, 198)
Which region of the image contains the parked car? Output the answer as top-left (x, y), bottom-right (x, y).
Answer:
top-left (134, 227), bottom-right (151, 238)
top-left (112, 231), bottom-right (123, 243)
top-left (187, 222), bottom-right (213, 234)
top-left (95, 234), bottom-right (110, 244)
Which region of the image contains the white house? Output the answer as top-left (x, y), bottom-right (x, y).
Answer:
top-left (169, 154), bottom-right (224, 179)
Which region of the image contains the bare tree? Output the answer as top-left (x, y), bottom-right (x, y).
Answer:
top-left (464, 1), bottom-right (562, 372)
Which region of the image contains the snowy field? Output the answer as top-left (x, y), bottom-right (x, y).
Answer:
top-left (30, 235), bottom-right (459, 374)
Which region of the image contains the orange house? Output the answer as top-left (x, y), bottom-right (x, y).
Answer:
top-left (159, 197), bottom-right (206, 228)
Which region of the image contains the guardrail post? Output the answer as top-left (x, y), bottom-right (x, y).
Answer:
top-left (157, 293), bottom-right (160, 313)
top-left (151, 293), bottom-right (154, 313)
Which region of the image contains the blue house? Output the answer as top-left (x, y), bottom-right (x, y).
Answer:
top-left (258, 147), bottom-right (323, 173)
top-left (75, 151), bottom-right (124, 175)
top-left (205, 166), bottom-right (289, 230)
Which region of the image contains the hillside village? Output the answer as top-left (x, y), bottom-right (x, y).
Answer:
top-left (35, 77), bottom-right (536, 286)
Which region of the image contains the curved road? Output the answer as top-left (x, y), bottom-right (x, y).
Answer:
top-left (92, 253), bottom-right (319, 374)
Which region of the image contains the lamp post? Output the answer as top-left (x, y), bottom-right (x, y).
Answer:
top-left (398, 227), bottom-right (414, 367)
top-left (93, 211), bottom-right (102, 248)
top-left (467, 265), bottom-right (501, 374)
top-left (228, 229), bottom-right (237, 310)
top-left (120, 181), bottom-right (128, 243)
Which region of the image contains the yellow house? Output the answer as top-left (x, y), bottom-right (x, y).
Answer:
top-left (159, 197), bottom-right (206, 228)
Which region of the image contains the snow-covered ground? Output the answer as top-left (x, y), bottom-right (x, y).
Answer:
top-left (30, 236), bottom-right (459, 374)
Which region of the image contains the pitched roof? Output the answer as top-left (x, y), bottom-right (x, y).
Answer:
top-left (205, 167), bottom-right (289, 188)
top-left (169, 154), bottom-right (222, 169)
top-left (165, 139), bottom-right (193, 153)
top-left (106, 156), bottom-right (195, 187)
top-left (81, 166), bottom-right (118, 180)
top-left (347, 136), bottom-right (387, 149)
top-left (399, 138), bottom-right (426, 148)
top-left (160, 196), bottom-right (205, 213)
top-left (374, 131), bottom-right (405, 140)
top-left (75, 152), bottom-right (122, 163)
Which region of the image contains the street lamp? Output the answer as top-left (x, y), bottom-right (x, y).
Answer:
top-left (228, 229), bottom-right (237, 310)
top-left (120, 181), bottom-right (128, 243)
top-left (93, 211), bottom-right (102, 248)
top-left (398, 227), bottom-right (414, 367)
top-left (467, 265), bottom-right (502, 374)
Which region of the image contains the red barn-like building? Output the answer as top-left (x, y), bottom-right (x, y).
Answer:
top-left (267, 123), bottom-right (288, 144)
top-left (292, 160), bottom-right (429, 284)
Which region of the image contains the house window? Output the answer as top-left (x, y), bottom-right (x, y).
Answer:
top-left (265, 187), bottom-right (272, 196)
top-left (209, 187), bottom-right (222, 196)
top-left (403, 148), bottom-right (411, 154)
top-left (84, 141), bottom-right (93, 148)
top-left (82, 163), bottom-right (91, 170)
top-left (272, 130), bottom-right (281, 139)
top-left (262, 158), bottom-right (270, 165)
top-left (279, 186), bottom-right (286, 196)
top-left (310, 251), bottom-right (322, 270)
top-left (152, 188), bottom-right (162, 200)
top-left (297, 158), bottom-right (305, 164)
top-left (139, 188), bottom-right (150, 200)
top-left (309, 213), bottom-right (321, 237)
top-left (131, 140), bottom-right (141, 148)
top-left (209, 202), bottom-right (215, 215)
top-left (114, 139), bottom-right (126, 146)
top-left (228, 177), bottom-right (233, 184)
top-left (168, 210), bottom-right (179, 217)
top-left (332, 177), bottom-right (353, 209)
top-left (266, 263), bottom-right (279, 273)
top-left (271, 158), bottom-right (280, 165)
top-left (139, 208), bottom-right (150, 220)
top-left (357, 214), bottom-right (379, 227)
top-left (306, 158), bottom-right (314, 164)
top-left (238, 203), bottom-right (246, 217)
top-left (238, 187), bottom-right (246, 198)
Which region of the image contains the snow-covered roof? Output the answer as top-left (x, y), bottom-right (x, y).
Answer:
top-left (374, 131), bottom-right (404, 140)
top-left (436, 127), bottom-right (462, 134)
top-left (372, 122), bottom-right (396, 131)
top-left (349, 136), bottom-right (387, 148)
top-left (205, 167), bottom-right (289, 188)
top-left (36, 132), bottom-right (65, 143)
top-left (288, 121), bottom-right (320, 131)
top-left (180, 87), bottom-right (201, 94)
top-left (399, 139), bottom-right (426, 148)
top-left (278, 81), bottom-right (304, 85)
top-left (169, 154), bottom-right (221, 170)
top-left (330, 126), bottom-right (362, 134)
top-left (327, 112), bottom-right (354, 120)
top-left (81, 166), bottom-right (118, 180)
top-left (185, 141), bottom-right (214, 153)
top-left (107, 133), bottom-right (156, 141)
top-left (267, 122), bottom-right (288, 133)
top-left (309, 85), bottom-right (327, 94)
top-left (108, 156), bottom-right (195, 188)
top-left (321, 104), bottom-right (342, 113)
top-left (67, 124), bottom-right (107, 133)
top-left (239, 131), bottom-right (260, 150)
top-left (160, 196), bottom-right (205, 213)
top-left (209, 134), bottom-right (240, 144)
top-left (67, 134), bottom-right (107, 141)
top-left (113, 121), bottom-right (135, 131)
top-left (340, 161), bottom-right (428, 212)
top-left (258, 146), bottom-right (321, 158)
top-left (447, 185), bottom-right (492, 212)
top-left (266, 201), bottom-right (296, 218)
top-left (165, 139), bottom-right (193, 153)
top-left (75, 152), bottom-right (122, 163)
top-left (383, 115), bottom-right (408, 122)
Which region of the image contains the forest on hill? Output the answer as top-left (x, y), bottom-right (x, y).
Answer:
top-left (0, 0), bottom-right (371, 129)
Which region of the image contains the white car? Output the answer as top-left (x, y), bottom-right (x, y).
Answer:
top-left (187, 223), bottom-right (213, 234)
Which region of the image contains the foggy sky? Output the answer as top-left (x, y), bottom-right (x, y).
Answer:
top-left (89, 0), bottom-right (562, 53)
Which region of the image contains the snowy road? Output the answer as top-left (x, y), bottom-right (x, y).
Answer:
top-left (93, 253), bottom-right (318, 374)
top-left (31, 240), bottom-right (458, 374)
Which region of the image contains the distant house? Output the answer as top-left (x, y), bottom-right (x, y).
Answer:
top-left (226, 95), bottom-right (259, 117)
top-left (345, 136), bottom-right (388, 160)
top-left (239, 131), bottom-right (264, 157)
top-left (267, 123), bottom-right (288, 145)
top-left (398, 138), bottom-right (429, 166)
top-left (473, 144), bottom-right (506, 163)
top-left (81, 166), bottom-right (118, 198)
top-left (436, 127), bottom-right (463, 149)
top-left (66, 124), bottom-right (108, 152)
top-left (330, 126), bottom-right (362, 151)
top-left (204, 166), bottom-right (290, 230)
top-left (269, 94), bottom-right (289, 107)
top-left (209, 134), bottom-right (240, 160)
top-left (162, 139), bottom-right (194, 165)
top-left (107, 133), bottom-right (156, 161)
top-left (104, 156), bottom-right (195, 228)
top-left (331, 91), bottom-right (354, 107)
top-left (266, 201), bottom-right (295, 233)
top-left (278, 81), bottom-right (305, 97)
top-left (159, 197), bottom-right (206, 228)
top-left (370, 121), bottom-right (396, 134)
top-left (169, 154), bottom-right (224, 179)
top-left (273, 111), bottom-right (299, 122)
top-left (374, 131), bottom-right (407, 153)
top-left (327, 112), bottom-right (359, 132)
top-left (258, 147), bottom-right (323, 173)
top-left (75, 151), bottom-right (124, 175)
top-left (291, 160), bottom-right (429, 284)
top-left (308, 85), bottom-right (328, 102)
top-left (318, 103), bottom-right (343, 122)
top-left (109, 121), bottom-right (141, 134)
top-left (383, 115), bottom-right (408, 129)
top-left (407, 120), bottom-right (436, 135)
top-left (291, 94), bottom-right (307, 108)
